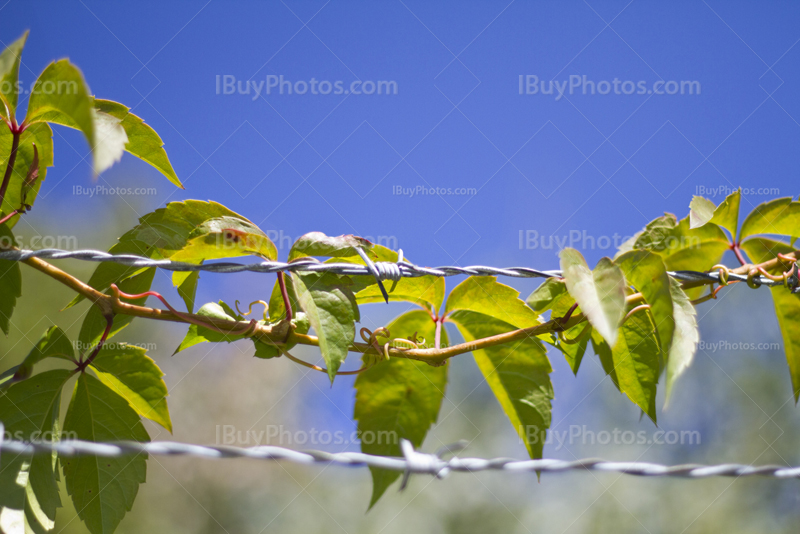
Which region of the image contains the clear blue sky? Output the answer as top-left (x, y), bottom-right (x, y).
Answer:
top-left (4, 0), bottom-right (798, 274)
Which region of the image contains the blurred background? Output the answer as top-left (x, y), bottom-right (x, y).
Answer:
top-left (2, 0), bottom-right (800, 532)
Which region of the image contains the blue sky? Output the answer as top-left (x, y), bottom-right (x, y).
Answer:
top-left (4, 0), bottom-right (799, 277)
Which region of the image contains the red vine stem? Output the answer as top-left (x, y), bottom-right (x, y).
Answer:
top-left (277, 272), bottom-right (293, 322)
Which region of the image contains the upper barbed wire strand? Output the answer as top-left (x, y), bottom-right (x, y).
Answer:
top-left (0, 248), bottom-right (797, 290)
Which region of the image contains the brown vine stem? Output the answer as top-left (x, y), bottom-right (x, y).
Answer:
top-left (14, 249), bottom-right (800, 367)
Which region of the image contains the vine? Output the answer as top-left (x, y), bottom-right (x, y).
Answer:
top-left (1, 32), bottom-right (800, 533)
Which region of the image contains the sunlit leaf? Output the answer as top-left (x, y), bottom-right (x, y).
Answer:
top-left (89, 344), bottom-right (172, 433)
top-left (689, 196), bottom-right (717, 229)
top-left (94, 99), bottom-right (183, 188)
top-left (175, 270), bottom-right (200, 313)
top-left (445, 276), bottom-right (541, 328)
top-left (664, 278), bottom-right (699, 406)
top-left (709, 189), bottom-right (740, 237)
top-left (0, 31), bottom-right (28, 119)
top-left (68, 200), bottom-right (275, 309)
top-left (24, 60), bottom-right (96, 172)
top-left (288, 232), bottom-right (374, 261)
top-left (62, 373), bottom-right (149, 534)
top-left (354, 310), bottom-right (447, 508)
top-left (291, 272), bottom-right (358, 382)
top-left (0, 121), bottom-right (53, 226)
top-left (615, 250), bottom-right (674, 356)
top-left (449, 310), bottom-right (553, 459)
top-left (739, 197), bottom-right (800, 241)
top-left (560, 248), bottom-right (625, 346)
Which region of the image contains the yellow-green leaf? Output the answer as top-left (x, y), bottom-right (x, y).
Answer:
top-left (560, 248), bottom-right (626, 346)
top-left (739, 197), bottom-right (800, 241)
top-left (0, 31), bottom-right (28, 119)
top-left (445, 276), bottom-right (541, 328)
top-left (89, 344), bottom-right (172, 433)
top-left (354, 310), bottom-right (447, 508)
top-left (449, 310), bottom-right (553, 459)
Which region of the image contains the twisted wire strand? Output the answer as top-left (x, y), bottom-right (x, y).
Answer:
top-left (1, 438), bottom-right (799, 479)
top-left (1, 248), bottom-right (796, 291)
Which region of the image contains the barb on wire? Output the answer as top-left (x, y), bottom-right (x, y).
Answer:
top-left (1, 248), bottom-right (797, 291)
top-left (1, 437), bottom-right (799, 480)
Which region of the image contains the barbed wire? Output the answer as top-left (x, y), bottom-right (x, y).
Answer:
top-left (1, 435), bottom-right (798, 481)
top-left (1, 248), bottom-right (798, 292)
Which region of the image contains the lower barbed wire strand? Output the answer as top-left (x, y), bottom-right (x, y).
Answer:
top-left (0, 248), bottom-right (794, 289)
top-left (2, 438), bottom-right (800, 479)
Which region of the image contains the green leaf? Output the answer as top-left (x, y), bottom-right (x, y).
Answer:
top-left (291, 272), bottom-right (358, 382)
top-left (0, 121), bottom-right (53, 226)
top-left (560, 248), bottom-right (626, 346)
top-left (77, 267), bottom-right (155, 349)
top-left (15, 326), bottom-right (76, 381)
top-left (0, 224), bottom-right (21, 335)
top-left (0, 31), bottom-right (28, 119)
top-left (689, 196), bottom-right (717, 229)
top-left (739, 237), bottom-right (794, 265)
top-left (690, 191), bottom-right (741, 236)
top-left (89, 344), bottom-right (172, 433)
top-left (615, 250), bottom-right (674, 356)
top-left (739, 197), bottom-right (800, 241)
top-left (770, 287), bottom-right (800, 402)
top-left (664, 278), bottom-right (699, 406)
top-left (288, 232), bottom-right (374, 261)
top-left (62, 373), bottom-right (149, 534)
top-left (631, 214), bottom-right (730, 273)
top-left (354, 310), bottom-right (447, 508)
top-left (25, 60), bottom-right (96, 171)
top-left (175, 270), bottom-right (200, 313)
top-left (449, 310), bottom-right (553, 459)
top-left (0, 370), bottom-right (72, 528)
top-left (549, 293), bottom-right (589, 374)
top-left (68, 200), bottom-right (275, 309)
top-left (445, 276), bottom-right (541, 328)
top-left (526, 278), bottom-right (569, 313)
top-left (94, 99), bottom-right (183, 188)
top-left (590, 312), bottom-right (660, 423)
top-left (709, 189), bottom-right (740, 237)
top-left (739, 238), bottom-right (800, 401)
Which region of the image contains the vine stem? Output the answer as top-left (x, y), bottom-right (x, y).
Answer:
top-left (13, 248), bottom-right (799, 367)
top-left (77, 314), bottom-right (113, 371)
top-left (277, 271), bottom-right (293, 322)
top-left (732, 243), bottom-right (748, 266)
